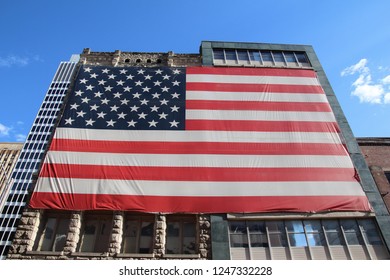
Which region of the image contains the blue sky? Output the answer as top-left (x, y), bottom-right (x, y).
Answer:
top-left (1, 0), bottom-right (390, 142)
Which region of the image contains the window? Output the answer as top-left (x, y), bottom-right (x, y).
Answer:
top-left (78, 215), bottom-right (112, 253)
top-left (33, 215), bottom-right (70, 251)
top-left (286, 220), bottom-right (307, 247)
top-left (304, 220), bottom-right (326, 246)
top-left (166, 216), bottom-right (197, 254)
top-left (122, 215), bottom-right (154, 254)
top-left (385, 172), bottom-right (390, 184)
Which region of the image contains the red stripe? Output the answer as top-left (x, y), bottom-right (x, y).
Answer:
top-left (49, 139), bottom-right (346, 155)
top-left (186, 120), bottom-right (341, 133)
top-left (187, 67), bottom-right (317, 78)
top-left (186, 100), bottom-right (332, 112)
top-left (186, 82), bottom-right (324, 93)
top-left (29, 193), bottom-right (371, 213)
top-left (40, 164), bottom-right (357, 182)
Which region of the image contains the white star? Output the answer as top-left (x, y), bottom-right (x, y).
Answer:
top-left (97, 111), bottom-right (106, 119)
top-left (135, 80), bottom-right (143, 86)
top-left (126, 74), bottom-right (134, 80)
top-left (116, 80), bottom-right (124, 86)
top-left (86, 119), bottom-right (95, 126)
top-left (105, 85), bottom-right (113, 92)
top-left (110, 105), bottom-right (119, 111)
top-left (86, 85), bottom-right (94, 91)
top-left (160, 99), bottom-right (169, 105)
top-left (120, 69), bottom-right (128, 74)
top-left (158, 112), bottom-right (168, 119)
top-left (101, 98), bottom-right (110, 104)
top-left (169, 120), bottom-right (180, 127)
top-left (117, 112), bottom-right (127, 119)
top-left (106, 119), bottom-right (116, 127)
top-left (90, 73), bottom-right (98, 79)
top-left (148, 120), bottom-right (158, 127)
top-left (120, 98), bottom-right (129, 105)
top-left (113, 92), bottom-right (122, 98)
top-left (98, 79), bottom-right (106, 85)
top-left (137, 69), bottom-right (145, 75)
top-left (84, 67), bottom-right (92, 73)
top-left (75, 90), bottom-right (84, 96)
top-left (142, 86), bottom-right (150, 92)
top-left (123, 86), bottom-right (132, 92)
top-left (70, 103), bottom-right (79, 110)
top-left (132, 92), bottom-right (141, 99)
top-left (81, 97), bottom-right (91, 103)
top-left (162, 74), bottom-right (170, 80)
top-left (127, 120), bottom-right (137, 127)
top-left (144, 75), bottom-right (152, 80)
top-left (102, 68), bottom-right (110, 74)
top-left (108, 74), bottom-right (116, 79)
top-left (154, 80), bottom-right (162, 86)
top-left (130, 105), bottom-right (139, 112)
top-left (171, 92), bottom-right (180, 99)
top-left (64, 117), bottom-right (74, 125)
top-left (90, 104), bottom-right (99, 111)
top-left (172, 80), bottom-right (180, 86)
top-left (77, 111), bottom-right (86, 118)
top-left (161, 86), bottom-right (170, 92)
top-left (94, 91), bottom-right (103, 98)
top-left (152, 92), bottom-right (161, 99)
top-left (150, 105), bottom-right (160, 112)
top-left (138, 112), bottom-right (148, 119)
top-left (80, 78), bottom-right (88, 84)
top-left (155, 69), bottom-right (163, 74)
top-left (173, 69), bottom-right (181, 74)
top-left (170, 105), bottom-right (180, 112)
top-left (140, 99), bottom-right (149, 105)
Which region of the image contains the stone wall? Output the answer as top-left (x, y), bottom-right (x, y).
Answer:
top-left (7, 209), bottom-right (211, 260)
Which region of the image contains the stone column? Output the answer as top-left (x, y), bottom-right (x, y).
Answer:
top-left (199, 214), bottom-right (211, 259)
top-left (63, 211), bottom-right (82, 254)
top-left (109, 211), bottom-right (124, 255)
top-left (154, 214), bottom-right (166, 257)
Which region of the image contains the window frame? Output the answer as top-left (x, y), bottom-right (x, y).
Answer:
top-left (77, 214), bottom-right (112, 253)
top-left (121, 214), bottom-right (155, 254)
top-left (165, 215), bottom-right (198, 255)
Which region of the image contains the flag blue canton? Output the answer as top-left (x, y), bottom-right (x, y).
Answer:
top-left (60, 66), bottom-right (186, 130)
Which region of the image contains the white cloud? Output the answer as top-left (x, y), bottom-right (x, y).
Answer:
top-left (0, 123), bottom-right (11, 137)
top-left (0, 54), bottom-right (42, 67)
top-left (341, 59), bottom-right (390, 105)
top-left (15, 134), bottom-right (26, 142)
top-left (341, 58), bottom-right (369, 76)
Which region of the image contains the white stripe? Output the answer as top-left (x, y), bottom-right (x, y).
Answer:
top-left (186, 74), bottom-right (320, 86)
top-left (35, 177), bottom-right (365, 197)
top-left (186, 91), bottom-right (329, 103)
top-left (45, 152), bottom-right (354, 168)
top-left (187, 110), bottom-right (336, 122)
top-left (54, 128), bottom-right (343, 144)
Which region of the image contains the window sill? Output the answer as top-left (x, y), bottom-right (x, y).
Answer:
top-left (162, 254), bottom-right (200, 259)
top-left (26, 251), bottom-right (63, 256)
top-left (70, 252), bottom-right (109, 257)
top-left (117, 253), bottom-right (154, 258)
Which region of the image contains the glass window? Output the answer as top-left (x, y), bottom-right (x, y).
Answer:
top-left (304, 220), bottom-right (326, 246)
top-left (286, 220), bottom-right (307, 247)
top-left (266, 221), bottom-right (287, 247)
top-left (248, 221), bottom-right (268, 247)
top-left (34, 215), bottom-right (69, 251)
top-left (166, 216), bottom-right (197, 254)
top-left (260, 51), bottom-right (273, 62)
top-left (237, 50), bottom-right (249, 62)
top-left (225, 50), bottom-right (237, 61)
top-left (359, 219), bottom-right (382, 245)
top-left (229, 221), bottom-right (248, 248)
top-left (284, 52), bottom-right (297, 63)
top-left (122, 216), bottom-right (154, 254)
top-left (213, 49), bottom-right (225, 60)
top-left (296, 53), bottom-right (308, 63)
top-left (249, 51), bottom-right (261, 62)
top-left (78, 216), bottom-right (112, 252)
top-left (340, 220), bottom-right (364, 245)
top-left (323, 220), bottom-right (345, 246)
top-left (272, 52), bottom-right (285, 63)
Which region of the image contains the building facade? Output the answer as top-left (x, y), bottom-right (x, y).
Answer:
top-left (2, 41), bottom-right (390, 260)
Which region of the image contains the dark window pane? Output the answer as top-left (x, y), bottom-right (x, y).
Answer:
top-left (225, 50), bottom-right (237, 61)
top-left (249, 51), bottom-right (261, 61)
top-left (261, 51), bottom-right (273, 62)
top-left (250, 234), bottom-right (268, 247)
top-left (213, 49), bottom-right (225, 60)
top-left (307, 233), bottom-right (326, 246)
top-left (296, 53), bottom-right (308, 63)
top-left (341, 220), bottom-right (364, 245)
top-left (273, 52), bottom-right (285, 62)
top-left (237, 50), bottom-right (249, 61)
top-left (284, 52), bottom-right (297, 63)
top-left (247, 221), bottom-right (266, 233)
top-left (359, 219), bottom-right (382, 245)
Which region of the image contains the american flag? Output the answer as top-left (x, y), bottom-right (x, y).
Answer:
top-left (29, 65), bottom-right (371, 213)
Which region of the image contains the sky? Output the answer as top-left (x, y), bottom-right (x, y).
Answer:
top-left (1, 0), bottom-right (390, 142)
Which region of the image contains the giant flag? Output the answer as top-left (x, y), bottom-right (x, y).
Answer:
top-left (29, 65), bottom-right (371, 213)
